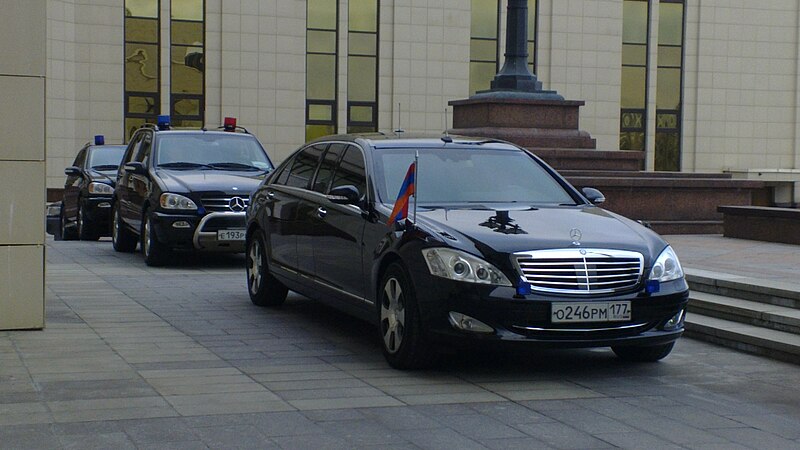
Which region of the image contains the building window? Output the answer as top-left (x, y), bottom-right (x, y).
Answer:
top-left (124, 0), bottom-right (160, 140)
top-left (306, 0), bottom-right (339, 141)
top-left (347, 0), bottom-right (379, 134)
top-left (170, 0), bottom-right (205, 128)
top-left (655, 0), bottom-right (685, 171)
top-left (469, 0), bottom-right (500, 96)
top-left (619, 0), bottom-right (650, 151)
top-left (470, 0), bottom-right (538, 96)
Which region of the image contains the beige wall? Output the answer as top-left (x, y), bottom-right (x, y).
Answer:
top-left (43, 0), bottom-right (800, 187)
top-left (0, 0), bottom-right (46, 330)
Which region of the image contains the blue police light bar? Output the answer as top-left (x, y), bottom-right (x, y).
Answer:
top-left (94, 135), bottom-right (104, 145)
top-left (157, 115), bottom-right (171, 130)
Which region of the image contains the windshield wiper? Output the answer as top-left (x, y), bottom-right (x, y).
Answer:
top-left (207, 162), bottom-right (264, 171)
top-left (90, 164), bottom-right (119, 170)
top-left (158, 162), bottom-right (213, 169)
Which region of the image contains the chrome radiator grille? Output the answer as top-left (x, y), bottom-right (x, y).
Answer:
top-left (201, 195), bottom-right (250, 212)
top-left (514, 249), bottom-right (643, 294)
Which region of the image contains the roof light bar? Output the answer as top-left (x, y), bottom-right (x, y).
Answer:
top-left (94, 135), bottom-right (105, 145)
top-left (157, 115), bottom-right (171, 130)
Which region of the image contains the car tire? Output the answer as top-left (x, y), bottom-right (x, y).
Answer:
top-left (612, 342), bottom-right (675, 362)
top-left (111, 202), bottom-right (137, 253)
top-left (77, 204), bottom-right (99, 241)
top-left (246, 232), bottom-right (288, 307)
top-left (378, 262), bottom-right (434, 370)
top-left (142, 211), bottom-right (169, 267)
top-left (60, 209), bottom-right (77, 241)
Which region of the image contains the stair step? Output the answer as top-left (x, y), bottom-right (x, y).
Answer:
top-left (688, 291), bottom-right (800, 334)
top-left (686, 269), bottom-right (800, 309)
top-left (685, 312), bottom-right (800, 365)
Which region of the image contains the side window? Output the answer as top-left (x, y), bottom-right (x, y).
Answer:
top-left (312, 143), bottom-right (346, 193)
top-left (285, 145), bottom-right (322, 189)
top-left (331, 145), bottom-right (367, 199)
top-left (135, 133), bottom-right (153, 165)
top-left (272, 159), bottom-right (292, 186)
top-left (122, 132), bottom-right (143, 164)
top-left (72, 148), bottom-right (87, 168)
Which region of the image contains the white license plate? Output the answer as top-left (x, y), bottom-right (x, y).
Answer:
top-left (551, 301), bottom-right (631, 323)
top-left (217, 229), bottom-right (246, 241)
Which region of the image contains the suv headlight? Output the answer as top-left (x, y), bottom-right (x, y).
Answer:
top-left (88, 182), bottom-right (113, 195)
top-left (649, 245), bottom-right (684, 282)
top-left (422, 248), bottom-right (512, 286)
top-left (160, 193), bottom-right (197, 210)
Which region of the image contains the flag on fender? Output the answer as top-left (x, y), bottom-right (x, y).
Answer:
top-left (387, 161), bottom-right (416, 226)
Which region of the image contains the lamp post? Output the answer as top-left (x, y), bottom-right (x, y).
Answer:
top-left (477, 0), bottom-right (562, 99)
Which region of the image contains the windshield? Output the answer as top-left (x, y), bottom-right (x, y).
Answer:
top-left (88, 145), bottom-right (126, 169)
top-left (374, 147), bottom-right (577, 206)
top-left (155, 134), bottom-right (272, 171)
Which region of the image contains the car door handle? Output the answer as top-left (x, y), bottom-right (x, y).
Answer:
top-left (317, 207), bottom-right (327, 218)
top-left (267, 191), bottom-right (275, 199)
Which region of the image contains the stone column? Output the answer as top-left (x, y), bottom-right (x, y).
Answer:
top-left (0, 1), bottom-right (46, 330)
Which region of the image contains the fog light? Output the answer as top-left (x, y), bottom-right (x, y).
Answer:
top-left (172, 221), bottom-right (191, 229)
top-left (97, 202), bottom-right (111, 208)
top-left (664, 309), bottom-right (685, 330)
top-left (448, 312), bottom-right (494, 334)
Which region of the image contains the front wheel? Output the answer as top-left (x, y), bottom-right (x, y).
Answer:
top-left (142, 212), bottom-right (169, 266)
top-left (111, 202), bottom-right (137, 252)
top-left (612, 342), bottom-right (675, 362)
top-left (246, 232), bottom-right (287, 307)
top-left (77, 204), bottom-right (99, 241)
top-left (378, 262), bottom-right (434, 370)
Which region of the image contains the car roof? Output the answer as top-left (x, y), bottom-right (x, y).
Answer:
top-left (150, 129), bottom-right (254, 137)
top-left (309, 132), bottom-right (521, 151)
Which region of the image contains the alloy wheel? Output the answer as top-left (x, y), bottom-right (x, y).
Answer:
top-left (143, 216), bottom-right (152, 257)
top-left (380, 277), bottom-right (406, 354)
top-left (247, 238), bottom-right (263, 295)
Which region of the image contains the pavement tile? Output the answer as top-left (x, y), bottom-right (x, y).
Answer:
top-left (397, 391), bottom-right (506, 405)
top-left (398, 427), bottom-right (488, 450)
top-left (301, 408), bottom-right (368, 422)
top-left (59, 431), bottom-right (137, 450)
top-left (706, 427), bottom-right (800, 450)
top-left (477, 437), bottom-right (556, 450)
top-left (121, 417), bottom-right (199, 443)
top-left (0, 424), bottom-right (60, 450)
top-left (192, 424), bottom-right (279, 449)
top-left (269, 433), bottom-right (351, 450)
top-left (467, 402), bottom-right (554, 425)
top-left (289, 396), bottom-right (404, 410)
top-left (432, 413), bottom-right (528, 440)
top-left (513, 422), bottom-right (614, 449)
top-left (359, 406), bottom-right (445, 430)
top-left (592, 431), bottom-right (684, 449)
top-left (276, 386), bottom-right (387, 401)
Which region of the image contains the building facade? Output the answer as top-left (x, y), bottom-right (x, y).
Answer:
top-left (45, 0), bottom-right (800, 202)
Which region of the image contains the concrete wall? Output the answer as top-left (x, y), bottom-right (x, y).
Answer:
top-left (0, 0), bottom-right (46, 330)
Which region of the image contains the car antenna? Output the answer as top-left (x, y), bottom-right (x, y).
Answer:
top-left (393, 102), bottom-right (405, 133)
top-left (441, 107), bottom-right (452, 143)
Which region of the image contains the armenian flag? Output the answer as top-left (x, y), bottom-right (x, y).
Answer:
top-left (387, 161), bottom-right (416, 226)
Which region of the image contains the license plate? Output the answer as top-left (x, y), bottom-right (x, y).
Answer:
top-left (551, 301), bottom-right (631, 323)
top-left (217, 229), bottom-right (246, 241)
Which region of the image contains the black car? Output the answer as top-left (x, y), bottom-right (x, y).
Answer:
top-left (112, 118), bottom-right (274, 266)
top-left (56, 137), bottom-right (126, 240)
top-left (245, 134), bottom-right (689, 369)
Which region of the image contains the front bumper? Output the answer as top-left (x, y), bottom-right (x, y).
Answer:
top-left (410, 267), bottom-right (689, 349)
top-left (151, 211), bottom-right (246, 252)
top-left (83, 197), bottom-right (113, 231)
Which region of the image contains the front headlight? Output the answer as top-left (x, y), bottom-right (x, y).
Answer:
top-left (422, 248), bottom-right (512, 286)
top-left (160, 193), bottom-right (197, 210)
top-left (88, 182), bottom-right (113, 195)
top-left (649, 245), bottom-right (684, 282)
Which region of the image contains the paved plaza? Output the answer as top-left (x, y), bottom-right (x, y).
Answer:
top-left (1, 236), bottom-right (799, 449)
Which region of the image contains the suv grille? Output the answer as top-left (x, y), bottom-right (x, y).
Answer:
top-left (201, 195), bottom-right (250, 212)
top-left (514, 249), bottom-right (643, 295)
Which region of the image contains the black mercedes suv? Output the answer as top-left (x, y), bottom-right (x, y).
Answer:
top-left (112, 117), bottom-right (274, 266)
top-left (55, 136), bottom-right (126, 240)
top-left (245, 134), bottom-right (689, 369)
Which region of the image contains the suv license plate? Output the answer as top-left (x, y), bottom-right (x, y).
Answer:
top-left (551, 301), bottom-right (631, 323)
top-left (217, 229), bottom-right (246, 241)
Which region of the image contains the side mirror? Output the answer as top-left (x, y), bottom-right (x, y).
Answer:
top-left (581, 187), bottom-right (605, 205)
top-left (327, 185), bottom-right (361, 205)
top-left (124, 162), bottom-right (147, 175)
top-left (64, 166), bottom-right (81, 177)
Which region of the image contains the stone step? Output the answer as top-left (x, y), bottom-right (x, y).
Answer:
top-left (559, 169), bottom-right (733, 179)
top-left (530, 148), bottom-right (642, 171)
top-left (686, 270), bottom-right (800, 309)
top-left (688, 291), bottom-right (800, 334)
top-left (646, 221), bottom-right (723, 235)
top-left (684, 312), bottom-right (800, 365)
